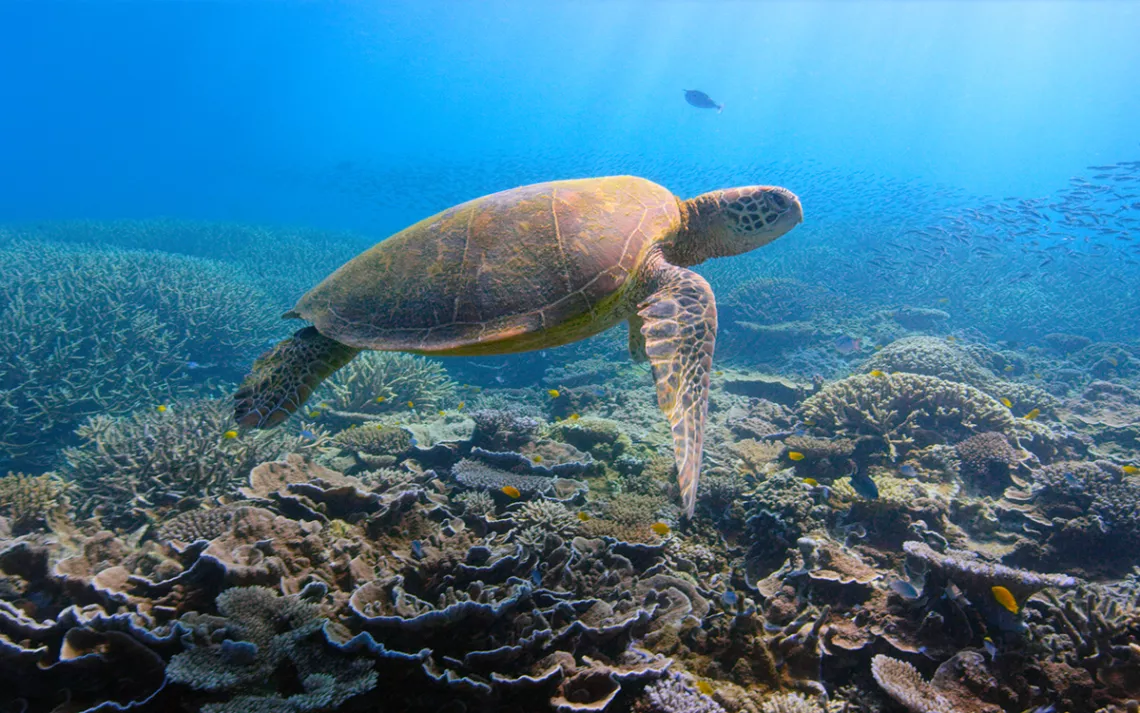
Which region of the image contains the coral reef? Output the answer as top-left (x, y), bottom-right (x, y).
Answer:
top-left (800, 372), bottom-right (1018, 458)
top-left (0, 472), bottom-right (70, 534)
top-left (317, 351), bottom-right (457, 421)
top-left (955, 432), bottom-right (1019, 494)
top-left (0, 241), bottom-right (277, 468)
top-left (61, 398), bottom-right (317, 528)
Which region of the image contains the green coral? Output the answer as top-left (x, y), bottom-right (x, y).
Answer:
top-left (0, 471), bottom-right (71, 533)
top-left (61, 399), bottom-right (315, 529)
top-left (0, 241), bottom-right (277, 468)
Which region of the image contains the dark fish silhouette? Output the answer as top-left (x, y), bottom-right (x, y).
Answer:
top-left (684, 89), bottom-right (723, 113)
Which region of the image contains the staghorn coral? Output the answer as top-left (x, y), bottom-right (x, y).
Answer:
top-left (511, 500), bottom-right (581, 537)
top-left (0, 472), bottom-right (70, 534)
top-left (0, 217), bottom-right (366, 311)
top-left (872, 654), bottom-right (970, 713)
top-left (800, 372), bottom-right (1017, 458)
top-left (758, 692), bottom-right (826, 713)
top-left (454, 490), bottom-right (496, 518)
top-left (635, 673), bottom-right (727, 713)
top-left (317, 351), bottom-right (456, 419)
top-left (62, 398), bottom-right (315, 529)
top-left (1028, 584), bottom-right (1140, 701)
top-left (470, 408), bottom-right (541, 451)
top-left (0, 241), bottom-right (277, 468)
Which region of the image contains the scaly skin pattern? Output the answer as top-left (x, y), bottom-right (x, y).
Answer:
top-left (638, 253), bottom-right (717, 518)
top-left (294, 176), bottom-right (682, 355)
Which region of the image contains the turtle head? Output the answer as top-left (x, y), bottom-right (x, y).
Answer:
top-left (667, 186), bottom-right (802, 266)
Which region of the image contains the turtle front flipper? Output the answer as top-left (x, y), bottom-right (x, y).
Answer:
top-left (233, 326), bottom-right (360, 428)
top-left (638, 265), bottom-right (717, 518)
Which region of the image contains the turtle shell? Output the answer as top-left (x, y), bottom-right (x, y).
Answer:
top-left (293, 176), bottom-right (682, 355)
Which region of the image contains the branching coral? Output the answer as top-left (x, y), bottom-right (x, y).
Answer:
top-left (0, 241), bottom-right (277, 467)
top-left (61, 399), bottom-right (316, 528)
top-left (317, 352), bottom-right (456, 419)
top-left (0, 472), bottom-right (71, 534)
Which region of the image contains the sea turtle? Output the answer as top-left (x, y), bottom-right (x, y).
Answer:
top-left (234, 176), bottom-right (802, 516)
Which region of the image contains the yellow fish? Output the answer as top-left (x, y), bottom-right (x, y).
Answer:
top-left (715, 370), bottom-right (724, 376)
top-left (803, 477), bottom-right (819, 486)
top-left (1000, 398), bottom-right (1012, 408)
top-left (501, 486), bottom-right (521, 499)
top-left (1123, 465), bottom-right (1139, 475)
top-left (873, 344), bottom-right (883, 351)
top-left (1024, 408), bottom-right (1040, 421)
top-left (457, 401), bottom-right (465, 410)
top-left (1003, 365), bottom-right (1014, 372)
top-left (438, 410), bottom-right (446, 416)
top-left (991, 585), bottom-right (1019, 614)
top-left (309, 410), bottom-right (321, 418)
top-left (223, 430), bottom-right (239, 439)
top-left (577, 512), bottom-right (591, 522)
top-left (156, 404), bottom-right (167, 413)
top-left (532, 455), bottom-right (544, 463)
top-left (650, 522), bottom-right (671, 536)
top-left (375, 396), bottom-right (386, 403)
top-left (569, 413), bottom-right (580, 420)
top-left (803, 419), bottom-right (815, 426)
top-left (869, 370), bottom-right (885, 377)
top-left (788, 451), bottom-right (805, 461)
top-left (406, 401), bottom-right (415, 408)
top-left (937, 297), bottom-right (951, 304)
top-left (946, 335), bottom-right (957, 343)
top-left (547, 389), bottom-right (560, 398)
top-left (696, 680), bottom-right (714, 695)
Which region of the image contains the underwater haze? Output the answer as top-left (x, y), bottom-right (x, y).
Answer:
top-left (2, 2), bottom-right (1140, 712)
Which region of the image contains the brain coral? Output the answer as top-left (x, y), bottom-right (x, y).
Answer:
top-left (0, 241), bottom-right (277, 468)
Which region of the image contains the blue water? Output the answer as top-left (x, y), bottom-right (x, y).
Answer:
top-left (3, 1), bottom-right (1139, 232)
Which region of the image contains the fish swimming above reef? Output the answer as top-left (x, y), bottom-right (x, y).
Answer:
top-left (849, 471), bottom-right (879, 499)
top-left (684, 89), bottom-right (723, 113)
top-left (232, 175), bottom-right (803, 518)
top-left (834, 335), bottom-right (862, 354)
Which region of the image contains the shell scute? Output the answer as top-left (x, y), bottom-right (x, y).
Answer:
top-left (295, 176), bottom-right (680, 354)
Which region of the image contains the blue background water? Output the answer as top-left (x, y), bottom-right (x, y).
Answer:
top-left (2, 1), bottom-right (1138, 233)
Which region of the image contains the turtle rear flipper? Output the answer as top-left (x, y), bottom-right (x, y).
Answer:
top-left (639, 265), bottom-right (717, 518)
top-left (233, 326), bottom-right (360, 428)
